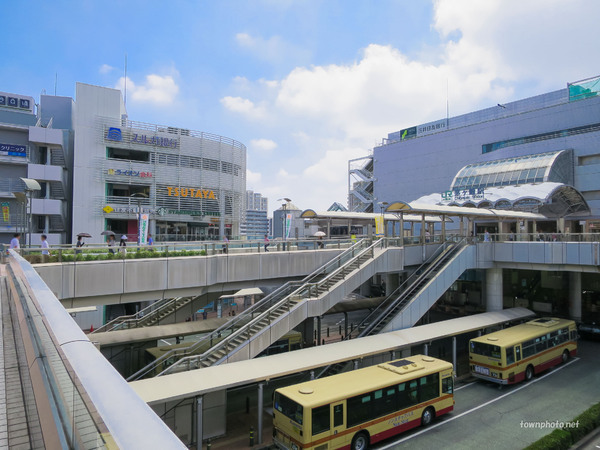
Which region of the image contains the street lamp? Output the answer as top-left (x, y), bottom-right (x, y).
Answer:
top-left (277, 198), bottom-right (292, 249)
top-left (20, 177), bottom-right (41, 248)
top-left (130, 192), bottom-right (148, 245)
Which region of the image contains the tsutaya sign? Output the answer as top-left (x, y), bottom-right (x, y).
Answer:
top-left (166, 186), bottom-right (217, 199)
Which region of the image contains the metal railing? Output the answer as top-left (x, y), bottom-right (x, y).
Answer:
top-left (127, 238), bottom-right (384, 380)
top-left (153, 238), bottom-right (396, 377)
top-left (4, 251), bottom-right (185, 448)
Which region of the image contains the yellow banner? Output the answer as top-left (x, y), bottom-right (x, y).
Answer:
top-left (375, 216), bottom-right (384, 236)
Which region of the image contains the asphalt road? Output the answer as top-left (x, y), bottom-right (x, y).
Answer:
top-left (373, 338), bottom-right (600, 450)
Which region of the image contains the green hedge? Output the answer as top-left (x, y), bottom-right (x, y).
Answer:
top-left (26, 249), bottom-right (207, 264)
top-left (524, 402), bottom-right (600, 450)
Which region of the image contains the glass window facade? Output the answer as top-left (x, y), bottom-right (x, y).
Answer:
top-left (451, 150), bottom-right (572, 191)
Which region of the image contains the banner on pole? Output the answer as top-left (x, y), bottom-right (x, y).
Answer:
top-left (1, 202), bottom-right (9, 222)
top-left (139, 213), bottom-right (149, 245)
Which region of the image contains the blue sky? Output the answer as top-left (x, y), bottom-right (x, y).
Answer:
top-left (2, 0), bottom-right (600, 214)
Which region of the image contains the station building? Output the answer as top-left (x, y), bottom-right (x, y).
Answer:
top-left (350, 75), bottom-right (600, 236)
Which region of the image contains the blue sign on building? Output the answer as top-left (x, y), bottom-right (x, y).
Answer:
top-left (107, 127), bottom-right (123, 141)
top-left (0, 143), bottom-right (27, 157)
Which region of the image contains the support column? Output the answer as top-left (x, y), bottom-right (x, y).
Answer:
top-left (485, 268), bottom-right (503, 311)
top-left (424, 343), bottom-right (428, 356)
top-left (196, 396), bottom-right (203, 449)
top-left (569, 272), bottom-right (582, 322)
top-left (317, 316), bottom-right (322, 345)
top-left (343, 311), bottom-right (349, 339)
top-left (452, 337), bottom-right (457, 373)
top-left (441, 215), bottom-right (446, 242)
top-left (257, 383), bottom-right (264, 445)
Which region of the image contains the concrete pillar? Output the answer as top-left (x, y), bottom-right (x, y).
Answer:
top-left (569, 272), bottom-right (582, 322)
top-left (424, 343), bottom-right (428, 356)
top-left (485, 268), bottom-right (503, 311)
top-left (317, 317), bottom-right (322, 344)
top-left (441, 215), bottom-right (446, 242)
top-left (343, 311), bottom-right (349, 338)
top-left (257, 383), bottom-right (264, 444)
top-left (196, 396), bottom-right (203, 448)
top-left (452, 337), bottom-right (457, 373)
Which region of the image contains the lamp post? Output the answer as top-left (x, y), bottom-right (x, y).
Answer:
top-left (20, 178), bottom-right (41, 248)
top-left (277, 198), bottom-right (292, 250)
top-left (130, 192), bottom-right (148, 245)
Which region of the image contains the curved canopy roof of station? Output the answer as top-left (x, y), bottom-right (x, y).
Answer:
top-left (384, 201), bottom-right (546, 221)
top-left (415, 182), bottom-right (589, 217)
top-left (451, 149), bottom-right (574, 190)
top-left (300, 210), bottom-right (444, 223)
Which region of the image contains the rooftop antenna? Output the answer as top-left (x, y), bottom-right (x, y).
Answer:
top-left (446, 78), bottom-right (449, 123)
top-left (124, 53), bottom-right (127, 107)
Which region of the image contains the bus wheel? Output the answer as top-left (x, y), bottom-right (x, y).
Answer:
top-left (351, 431), bottom-right (369, 450)
top-left (525, 365), bottom-right (534, 381)
top-left (562, 350), bottom-right (570, 363)
top-left (421, 407), bottom-right (435, 426)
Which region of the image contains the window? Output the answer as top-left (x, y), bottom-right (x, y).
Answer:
top-left (419, 374), bottom-right (439, 403)
top-left (333, 404), bottom-right (343, 427)
top-left (347, 393), bottom-right (372, 427)
top-left (273, 393), bottom-right (303, 425)
top-left (506, 347), bottom-right (515, 365)
top-left (515, 346), bottom-right (521, 362)
top-left (470, 342), bottom-right (501, 359)
top-left (312, 404), bottom-right (330, 435)
top-left (442, 377), bottom-right (453, 394)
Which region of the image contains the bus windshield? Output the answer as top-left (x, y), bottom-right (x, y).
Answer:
top-left (470, 341), bottom-right (501, 359)
top-left (274, 392), bottom-right (303, 425)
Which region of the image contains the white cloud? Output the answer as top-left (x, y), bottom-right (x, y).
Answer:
top-left (246, 169), bottom-right (262, 187)
top-left (227, 0), bottom-right (600, 211)
top-left (99, 64), bottom-right (115, 75)
top-left (250, 138), bottom-right (277, 154)
top-left (235, 32), bottom-right (311, 65)
top-left (220, 96), bottom-right (267, 119)
top-left (115, 74), bottom-right (179, 105)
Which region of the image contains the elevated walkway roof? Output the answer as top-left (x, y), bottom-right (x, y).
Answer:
top-left (91, 317), bottom-right (228, 347)
top-left (130, 307), bottom-right (534, 405)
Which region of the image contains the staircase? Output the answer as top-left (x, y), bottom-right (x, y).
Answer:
top-left (127, 238), bottom-right (386, 380)
top-left (315, 239), bottom-right (470, 379)
top-left (92, 296), bottom-right (196, 333)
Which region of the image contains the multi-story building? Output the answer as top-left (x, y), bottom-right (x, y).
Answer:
top-left (351, 75), bottom-right (600, 234)
top-left (241, 190), bottom-right (269, 239)
top-left (1, 82), bottom-right (246, 245)
top-left (72, 83), bottom-right (246, 242)
top-left (0, 91), bottom-right (72, 245)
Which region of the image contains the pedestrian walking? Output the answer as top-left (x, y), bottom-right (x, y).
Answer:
top-left (264, 235), bottom-right (270, 252)
top-left (107, 235), bottom-right (116, 254)
top-left (119, 235), bottom-right (127, 255)
top-left (41, 234), bottom-right (50, 262)
top-left (9, 233), bottom-right (20, 250)
top-left (75, 236), bottom-right (85, 254)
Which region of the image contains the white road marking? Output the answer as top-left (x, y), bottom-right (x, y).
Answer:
top-left (378, 358), bottom-right (580, 448)
top-left (454, 381), bottom-right (477, 391)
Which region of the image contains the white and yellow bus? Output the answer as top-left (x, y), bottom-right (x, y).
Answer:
top-left (273, 355), bottom-right (454, 450)
top-left (469, 317), bottom-right (577, 385)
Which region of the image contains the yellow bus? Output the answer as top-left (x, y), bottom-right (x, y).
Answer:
top-left (273, 355), bottom-right (454, 450)
top-left (469, 317), bottom-right (577, 385)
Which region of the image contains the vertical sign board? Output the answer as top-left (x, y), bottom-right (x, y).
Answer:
top-left (285, 213), bottom-right (292, 239)
top-left (139, 213), bottom-right (149, 245)
top-left (1, 202), bottom-right (9, 222)
top-left (375, 216), bottom-right (384, 237)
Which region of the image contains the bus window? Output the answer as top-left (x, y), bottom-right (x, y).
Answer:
top-left (419, 373), bottom-right (439, 403)
top-left (333, 404), bottom-right (343, 427)
top-left (506, 347), bottom-right (514, 365)
top-left (515, 345), bottom-right (521, 362)
top-left (442, 377), bottom-right (453, 394)
top-left (312, 404), bottom-right (330, 435)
